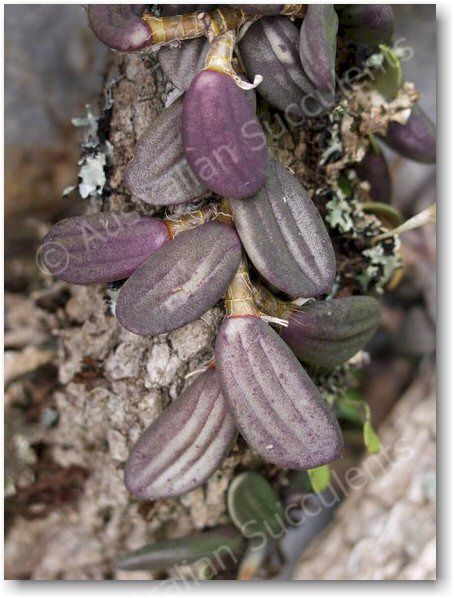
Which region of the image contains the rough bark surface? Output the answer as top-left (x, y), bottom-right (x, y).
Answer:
top-left (5, 52), bottom-right (252, 581)
top-left (293, 369), bottom-right (436, 581)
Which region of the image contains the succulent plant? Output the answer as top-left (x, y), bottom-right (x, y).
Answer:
top-left (382, 105), bottom-right (436, 164)
top-left (238, 16), bottom-right (331, 117)
top-left (125, 97), bottom-right (207, 206)
top-left (125, 368), bottom-right (236, 499)
top-left (158, 37), bottom-right (210, 93)
top-left (88, 5), bottom-right (152, 52)
top-left (41, 212), bottom-right (171, 284)
top-left (280, 296), bottom-right (381, 369)
top-left (116, 221), bottom-right (242, 336)
top-left (299, 4), bottom-right (338, 97)
top-left (215, 314), bottom-right (343, 469)
top-left (231, 159), bottom-right (336, 298)
top-left (182, 68), bottom-right (268, 198)
top-left (39, 8), bottom-right (438, 574)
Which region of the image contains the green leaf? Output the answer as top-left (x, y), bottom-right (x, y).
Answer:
top-left (227, 472), bottom-right (286, 539)
top-left (364, 421), bottom-right (381, 454)
top-left (307, 465), bottom-right (331, 493)
top-left (372, 45), bottom-right (402, 99)
top-left (115, 526), bottom-right (245, 571)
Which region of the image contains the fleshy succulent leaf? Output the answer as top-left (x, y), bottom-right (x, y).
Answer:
top-left (116, 222), bottom-right (242, 336)
top-left (182, 70), bottom-right (268, 199)
top-left (231, 159), bottom-right (336, 298)
top-left (88, 4), bottom-right (152, 52)
top-left (159, 39), bottom-right (209, 92)
top-left (382, 105), bottom-right (436, 164)
top-left (124, 97), bottom-right (207, 206)
top-left (299, 4), bottom-right (338, 96)
top-left (281, 296), bottom-right (381, 369)
top-left (227, 471), bottom-right (286, 539)
top-left (238, 17), bottom-right (332, 118)
top-left (215, 316), bottom-right (343, 470)
top-left (125, 368), bottom-right (236, 499)
top-left (40, 212), bottom-right (170, 285)
top-left (116, 526), bottom-right (244, 571)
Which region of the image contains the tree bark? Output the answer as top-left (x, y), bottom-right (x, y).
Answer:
top-left (5, 52), bottom-right (251, 581)
top-left (293, 367), bottom-right (436, 581)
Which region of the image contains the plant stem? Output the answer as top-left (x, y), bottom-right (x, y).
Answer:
top-left (225, 255), bottom-right (259, 318)
top-left (251, 283), bottom-right (292, 321)
top-left (141, 7), bottom-right (257, 48)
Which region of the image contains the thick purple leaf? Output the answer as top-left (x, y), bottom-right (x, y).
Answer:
top-left (281, 296), bottom-right (381, 369)
top-left (382, 105), bottom-right (436, 164)
top-left (231, 159), bottom-right (336, 298)
top-left (238, 17), bottom-right (332, 118)
top-left (88, 5), bottom-right (152, 52)
top-left (182, 70), bottom-right (268, 199)
top-left (159, 38), bottom-right (210, 92)
top-left (355, 148), bottom-right (392, 203)
top-left (40, 212), bottom-right (170, 285)
top-left (338, 4), bottom-right (395, 47)
top-left (215, 316), bottom-right (343, 469)
top-left (299, 4), bottom-right (338, 96)
top-left (125, 368), bottom-right (236, 499)
top-left (125, 97), bottom-right (207, 206)
top-left (116, 222), bottom-right (242, 336)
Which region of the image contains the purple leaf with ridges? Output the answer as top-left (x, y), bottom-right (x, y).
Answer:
top-left (382, 105), bottom-right (436, 164)
top-left (182, 70), bottom-right (268, 199)
top-left (88, 5), bottom-right (152, 52)
top-left (299, 4), bottom-right (338, 96)
top-left (125, 97), bottom-right (207, 206)
top-left (40, 212), bottom-right (170, 285)
top-left (281, 296), bottom-right (381, 368)
top-left (115, 222), bottom-right (242, 336)
top-left (125, 368), bottom-right (236, 499)
top-left (231, 159), bottom-right (336, 298)
top-left (215, 316), bottom-right (343, 469)
top-left (238, 17), bottom-right (332, 118)
top-left (158, 38), bottom-right (209, 92)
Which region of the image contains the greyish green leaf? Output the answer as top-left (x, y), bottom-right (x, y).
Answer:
top-left (227, 472), bottom-right (286, 540)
